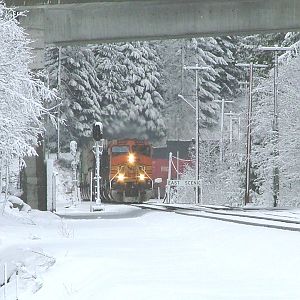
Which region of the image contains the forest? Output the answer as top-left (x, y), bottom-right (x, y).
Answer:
top-left (43, 33), bottom-right (300, 206)
top-left (1, 1), bottom-right (300, 207)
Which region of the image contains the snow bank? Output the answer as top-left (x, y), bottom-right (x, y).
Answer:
top-left (0, 206), bottom-right (60, 299)
top-left (0, 193), bottom-right (31, 213)
top-left (0, 248), bottom-right (55, 295)
top-left (50, 154), bottom-right (76, 208)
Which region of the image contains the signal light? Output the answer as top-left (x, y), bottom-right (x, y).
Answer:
top-left (128, 153), bottom-right (135, 164)
top-left (92, 122), bottom-right (103, 141)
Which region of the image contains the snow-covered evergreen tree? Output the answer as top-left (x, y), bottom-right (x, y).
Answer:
top-left (93, 43), bottom-right (128, 135)
top-left (251, 55), bottom-right (300, 206)
top-left (159, 37), bottom-right (241, 140)
top-left (158, 39), bottom-right (190, 140)
top-left (215, 36), bottom-right (241, 99)
top-left (237, 33), bottom-right (284, 65)
top-left (120, 41), bottom-right (166, 139)
top-left (185, 37), bottom-right (223, 128)
top-left (93, 41), bottom-right (166, 140)
top-left (45, 46), bottom-right (102, 148)
top-left (46, 42), bottom-right (166, 145)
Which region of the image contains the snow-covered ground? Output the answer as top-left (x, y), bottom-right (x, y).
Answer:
top-left (1, 201), bottom-right (300, 300)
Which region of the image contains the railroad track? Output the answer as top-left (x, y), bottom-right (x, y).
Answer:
top-left (133, 203), bottom-right (300, 232)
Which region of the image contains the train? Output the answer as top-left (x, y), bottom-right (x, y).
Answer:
top-left (108, 139), bottom-right (153, 202)
top-left (80, 138), bottom-right (154, 203)
top-left (80, 138), bottom-right (194, 203)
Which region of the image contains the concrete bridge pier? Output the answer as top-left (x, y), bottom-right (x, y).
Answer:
top-left (22, 143), bottom-right (47, 210)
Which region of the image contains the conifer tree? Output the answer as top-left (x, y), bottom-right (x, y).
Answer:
top-left (251, 55), bottom-right (300, 206)
top-left (93, 43), bottom-right (128, 136)
top-left (185, 37), bottom-right (241, 128)
top-left (120, 41), bottom-right (166, 139)
top-left (93, 42), bottom-right (166, 140)
top-left (157, 39), bottom-right (190, 140)
top-left (215, 36), bottom-right (241, 99)
top-left (158, 37), bottom-right (242, 140)
top-left (45, 46), bottom-right (102, 148)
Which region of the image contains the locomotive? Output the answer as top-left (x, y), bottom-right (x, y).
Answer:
top-left (107, 139), bottom-right (153, 202)
top-left (79, 138), bottom-right (154, 203)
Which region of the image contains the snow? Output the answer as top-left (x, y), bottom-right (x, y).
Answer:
top-left (1, 201), bottom-right (300, 300)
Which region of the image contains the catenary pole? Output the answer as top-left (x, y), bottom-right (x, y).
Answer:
top-left (236, 63), bottom-right (268, 205)
top-left (258, 46), bottom-right (292, 207)
top-left (183, 64), bottom-right (210, 204)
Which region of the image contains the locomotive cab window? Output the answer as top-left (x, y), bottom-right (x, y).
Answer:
top-left (112, 146), bottom-right (129, 155)
top-left (132, 145), bottom-right (151, 156)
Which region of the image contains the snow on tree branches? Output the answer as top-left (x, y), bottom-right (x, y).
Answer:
top-left (46, 42), bottom-right (166, 148)
top-left (251, 55), bottom-right (300, 206)
top-left (0, 2), bottom-right (56, 159)
top-left (93, 41), bottom-right (166, 140)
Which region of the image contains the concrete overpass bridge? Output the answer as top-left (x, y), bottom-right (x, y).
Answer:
top-left (6, 0), bottom-right (300, 68)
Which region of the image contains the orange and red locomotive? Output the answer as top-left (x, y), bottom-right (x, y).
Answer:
top-left (107, 139), bottom-right (153, 202)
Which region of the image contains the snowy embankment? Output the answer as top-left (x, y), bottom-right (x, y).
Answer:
top-left (0, 197), bottom-right (58, 299)
top-left (1, 201), bottom-right (300, 300)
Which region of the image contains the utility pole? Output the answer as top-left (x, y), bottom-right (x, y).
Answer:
top-left (214, 99), bottom-right (234, 161)
top-left (57, 46), bottom-right (62, 159)
top-left (236, 63), bottom-right (268, 205)
top-left (258, 46), bottom-right (292, 207)
top-left (183, 64), bottom-right (210, 204)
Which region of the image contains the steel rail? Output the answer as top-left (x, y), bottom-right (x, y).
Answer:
top-left (133, 203), bottom-right (300, 232)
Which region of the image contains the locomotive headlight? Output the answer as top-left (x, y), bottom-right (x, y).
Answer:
top-left (117, 173), bottom-right (125, 182)
top-left (128, 153), bottom-right (135, 164)
top-left (139, 173), bottom-right (145, 181)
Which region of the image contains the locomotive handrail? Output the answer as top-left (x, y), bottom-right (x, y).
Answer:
top-left (109, 172), bottom-right (119, 189)
top-left (140, 167), bottom-right (153, 189)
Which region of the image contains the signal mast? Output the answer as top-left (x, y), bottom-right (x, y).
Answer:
top-left (91, 122), bottom-right (105, 211)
